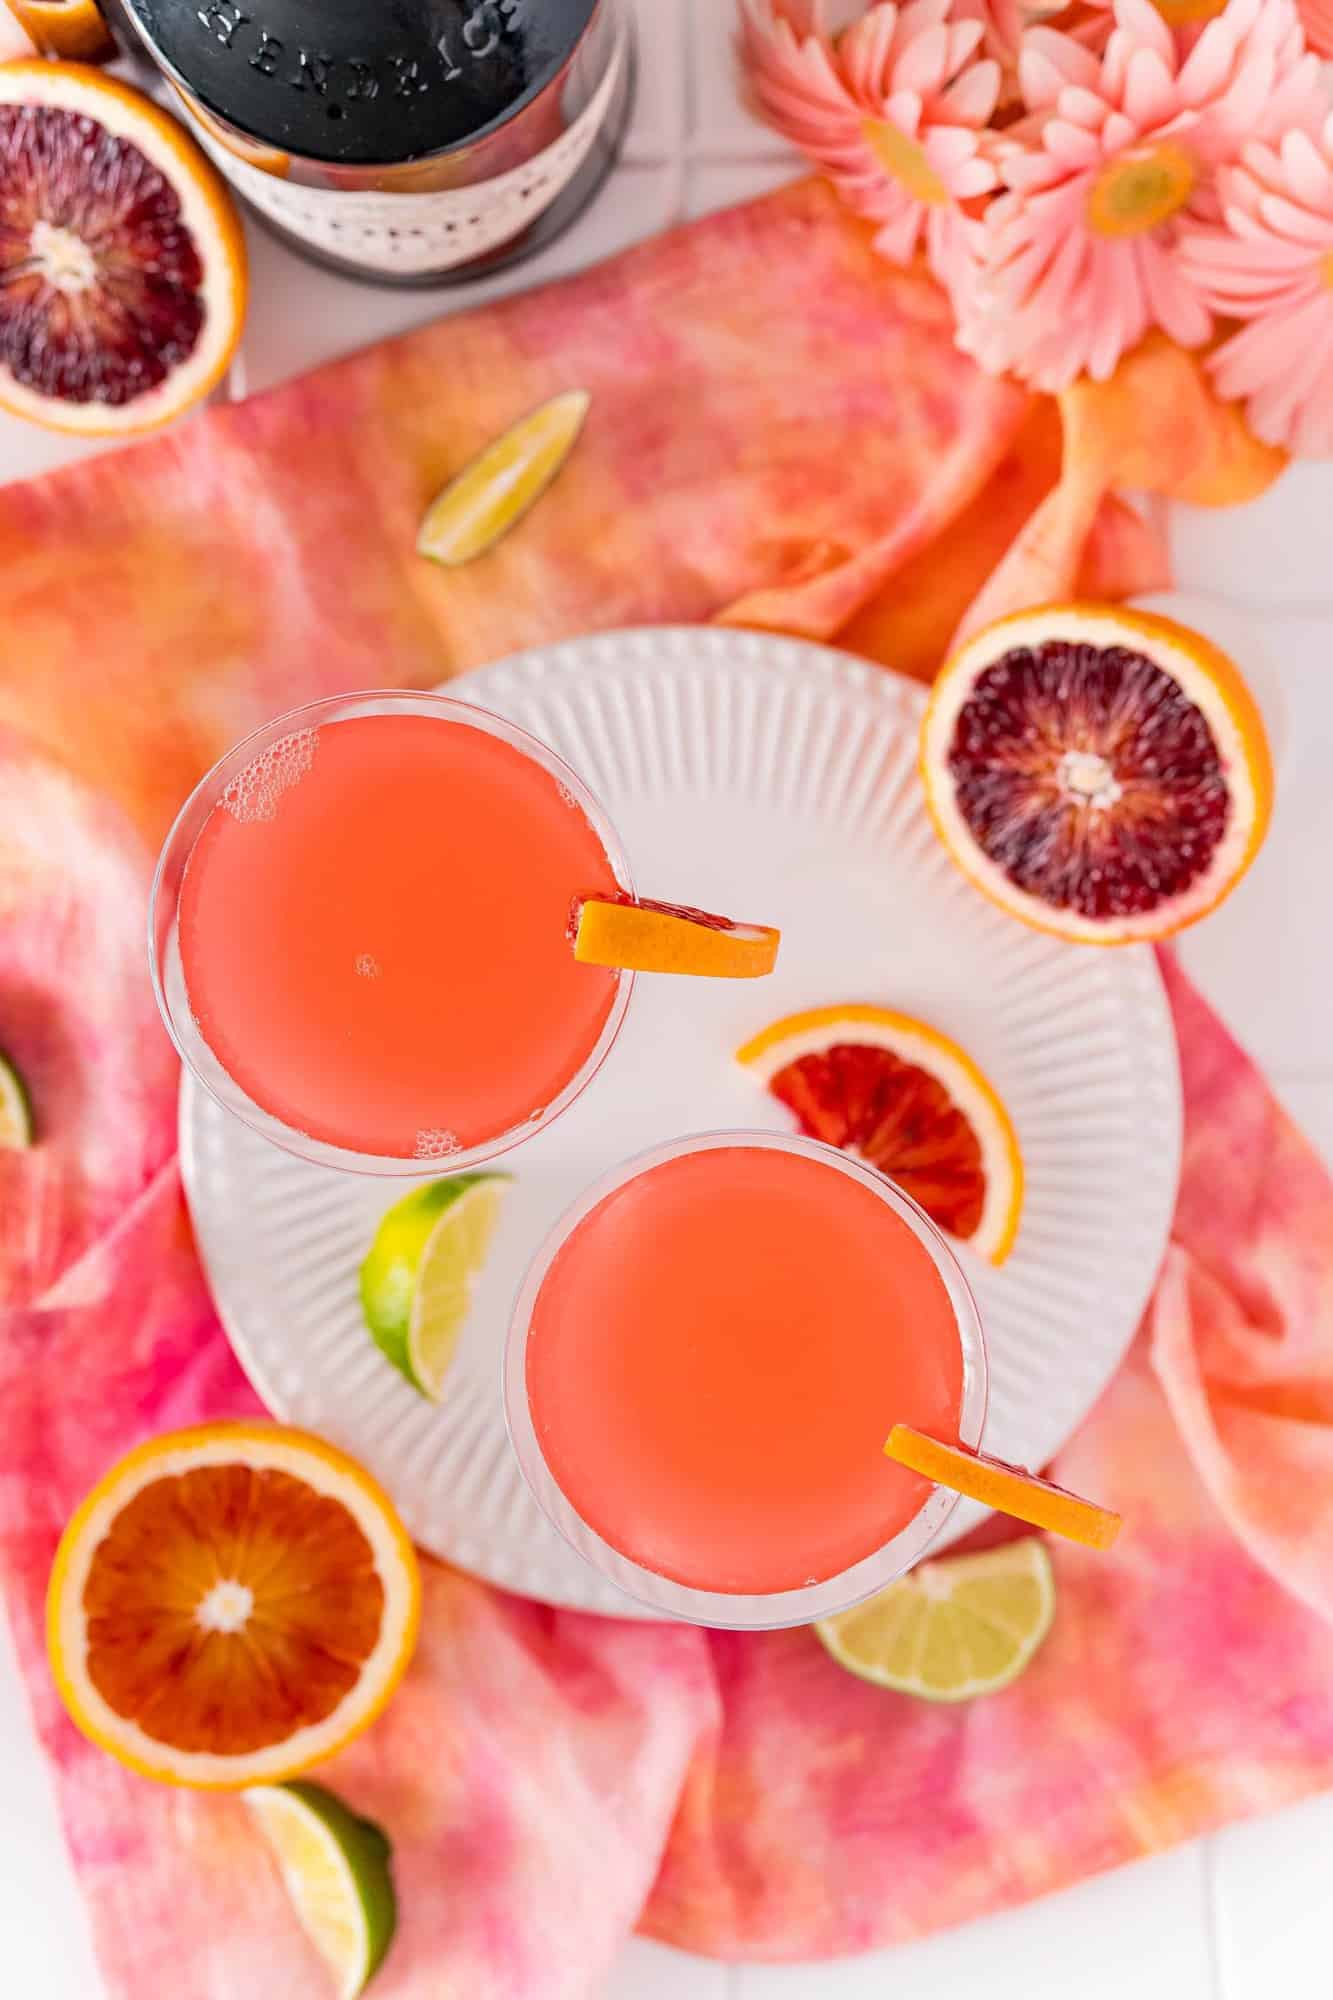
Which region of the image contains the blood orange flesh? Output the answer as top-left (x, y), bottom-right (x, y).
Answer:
top-left (0, 100), bottom-right (205, 407)
top-left (82, 1462), bottom-right (385, 1756)
top-left (946, 638), bottom-right (1229, 925)
top-left (768, 1043), bottom-right (987, 1242)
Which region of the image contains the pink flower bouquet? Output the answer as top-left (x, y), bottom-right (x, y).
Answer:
top-left (740, 0), bottom-right (1333, 452)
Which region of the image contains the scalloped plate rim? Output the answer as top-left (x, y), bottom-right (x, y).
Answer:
top-left (181, 625), bottom-right (1183, 1620)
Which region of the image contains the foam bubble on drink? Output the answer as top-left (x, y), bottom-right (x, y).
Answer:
top-left (355, 953), bottom-right (380, 979)
top-left (220, 728), bottom-right (317, 824)
top-left (414, 1128), bottom-right (460, 1161)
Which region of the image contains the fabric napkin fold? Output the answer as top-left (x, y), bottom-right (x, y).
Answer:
top-left (2, 178), bottom-right (1332, 1998)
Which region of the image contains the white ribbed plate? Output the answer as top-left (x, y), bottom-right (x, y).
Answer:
top-left (182, 628), bottom-right (1182, 1618)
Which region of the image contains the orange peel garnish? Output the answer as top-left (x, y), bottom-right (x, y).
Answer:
top-left (573, 897), bottom-right (780, 978)
top-left (6, 0), bottom-right (117, 60)
top-left (885, 1425), bottom-right (1122, 1550)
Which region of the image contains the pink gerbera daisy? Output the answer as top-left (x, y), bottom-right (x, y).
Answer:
top-left (1294, 0), bottom-right (1333, 53)
top-left (738, 0), bottom-right (1002, 289)
top-left (950, 0), bottom-right (1326, 390)
top-left (1180, 115), bottom-right (1333, 455)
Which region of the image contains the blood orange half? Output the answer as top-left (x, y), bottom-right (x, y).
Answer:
top-left (736, 1004), bottom-right (1023, 1264)
top-left (47, 1423), bottom-right (420, 1788)
top-left (920, 603), bottom-right (1273, 945)
top-left (0, 63), bottom-right (246, 436)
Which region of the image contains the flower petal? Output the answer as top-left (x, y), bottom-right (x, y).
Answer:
top-left (940, 58), bottom-right (1002, 126)
top-left (952, 152), bottom-right (1001, 197)
top-left (873, 200), bottom-right (928, 261)
top-left (1258, 189), bottom-right (1333, 244)
top-left (1122, 47), bottom-right (1178, 131)
top-left (1277, 127), bottom-right (1333, 210)
top-left (1021, 27), bottom-right (1101, 105)
top-left (1044, 117), bottom-right (1103, 170)
top-left (1138, 234), bottom-right (1212, 347)
top-left (838, 3), bottom-right (902, 103)
top-left (893, 20), bottom-right (952, 94)
top-left (944, 18), bottom-right (986, 74)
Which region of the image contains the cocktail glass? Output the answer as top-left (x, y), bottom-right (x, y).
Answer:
top-left (149, 689), bottom-right (638, 1177)
top-left (504, 1129), bottom-right (989, 1629)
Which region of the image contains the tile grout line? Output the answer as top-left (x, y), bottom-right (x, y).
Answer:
top-left (1201, 1837), bottom-right (1235, 2000)
top-left (681, 0), bottom-right (700, 146)
top-left (664, 0), bottom-right (693, 224)
top-left (682, 143), bottom-right (801, 164)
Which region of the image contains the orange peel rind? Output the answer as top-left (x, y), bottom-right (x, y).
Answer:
top-left (920, 602), bottom-right (1273, 945)
top-left (0, 64), bottom-right (247, 437)
top-left (5, 0), bottom-right (117, 60)
top-left (573, 897), bottom-right (780, 978)
top-left (885, 1425), bottom-right (1122, 1550)
top-left (736, 1004), bottom-right (1023, 1265)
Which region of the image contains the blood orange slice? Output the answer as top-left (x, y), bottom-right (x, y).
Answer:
top-left (736, 1004), bottom-right (1022, 1264)
top-left (46, 1422), bottom-right (420, 1788)
top-left (0, 63), bottom-right (246, 436)
top-left (920, 604), bottom-right (1273, 944)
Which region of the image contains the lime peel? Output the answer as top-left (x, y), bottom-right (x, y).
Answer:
top-left (360, 1173), bottom-right (511, 1401)
top-left (0, 1051), bottom-right (33, 1148)
top-left (246, 1779), bottom-right (397, 1999)
top-left (814, 1538), bottom-right (1055, 1702)
top-left (417, 389), bottom-right (590, 568)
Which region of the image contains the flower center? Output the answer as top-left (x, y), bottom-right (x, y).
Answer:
top-left (29, 219), bottom-right (97, 295)
top-left (861, 117), bottom-right (952, 207)
top-left (1086, 143), bottom-right (1196, 238)
top-left (196, 1579), bottom-right (255, 1634)
top-left (1321, 251), bottom-right (1333, 291)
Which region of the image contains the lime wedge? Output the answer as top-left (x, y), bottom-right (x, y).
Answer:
top-left (246, 1781), bottom-right (396, 2000)
top-left (417, 389), bottom-right (590, 567)
top-left (814, 1538), bottom-right (1055, 1702)
top-left (360, 1173), bottom-right (510, 1400)
top-left (0, 1051), bottom-right (33, 1148)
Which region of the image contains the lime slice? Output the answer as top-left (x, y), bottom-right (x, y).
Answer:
top-left (814, 1538), bottom-right (1055, 1702)
top-left (416, 389), bottom-right (590, 567)
top-left (245, 1780), bottom-right (396, 1999)
top-left (0, 1051), bottom-right (33, 1148)
top-left (360, 1173), bottom-right (510, 1400)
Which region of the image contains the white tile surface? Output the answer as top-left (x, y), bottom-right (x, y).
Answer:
top-left (598, 1939), bottom-right (732, 1999)
top-left (0, 1619), bottom-right (103, 1997)
top-left (686, 0), bottom-right (776, 154)
top-left (2, 4), bottom-right (1333, 1999)
top-left (1169, 464), bottom-right (1333, 614)
top-left (1174, 612), bottom-right (1333, 1080)
top-left (1271, 1079), bottom-right (1333, 1168)
top-left (1209, 1792), bottom-right (1333, 2000)
top-left (685, 157), bottom-right (802, 220)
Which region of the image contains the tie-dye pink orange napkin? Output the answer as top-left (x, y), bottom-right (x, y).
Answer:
top-left (3, 179), bottom-right (1333, 1998)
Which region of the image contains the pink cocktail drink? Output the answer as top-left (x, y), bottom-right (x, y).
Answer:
top-left (508, 1132), bottom-right (987, 1624)
top-left (153, 693), bottom-right (630, 1171)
